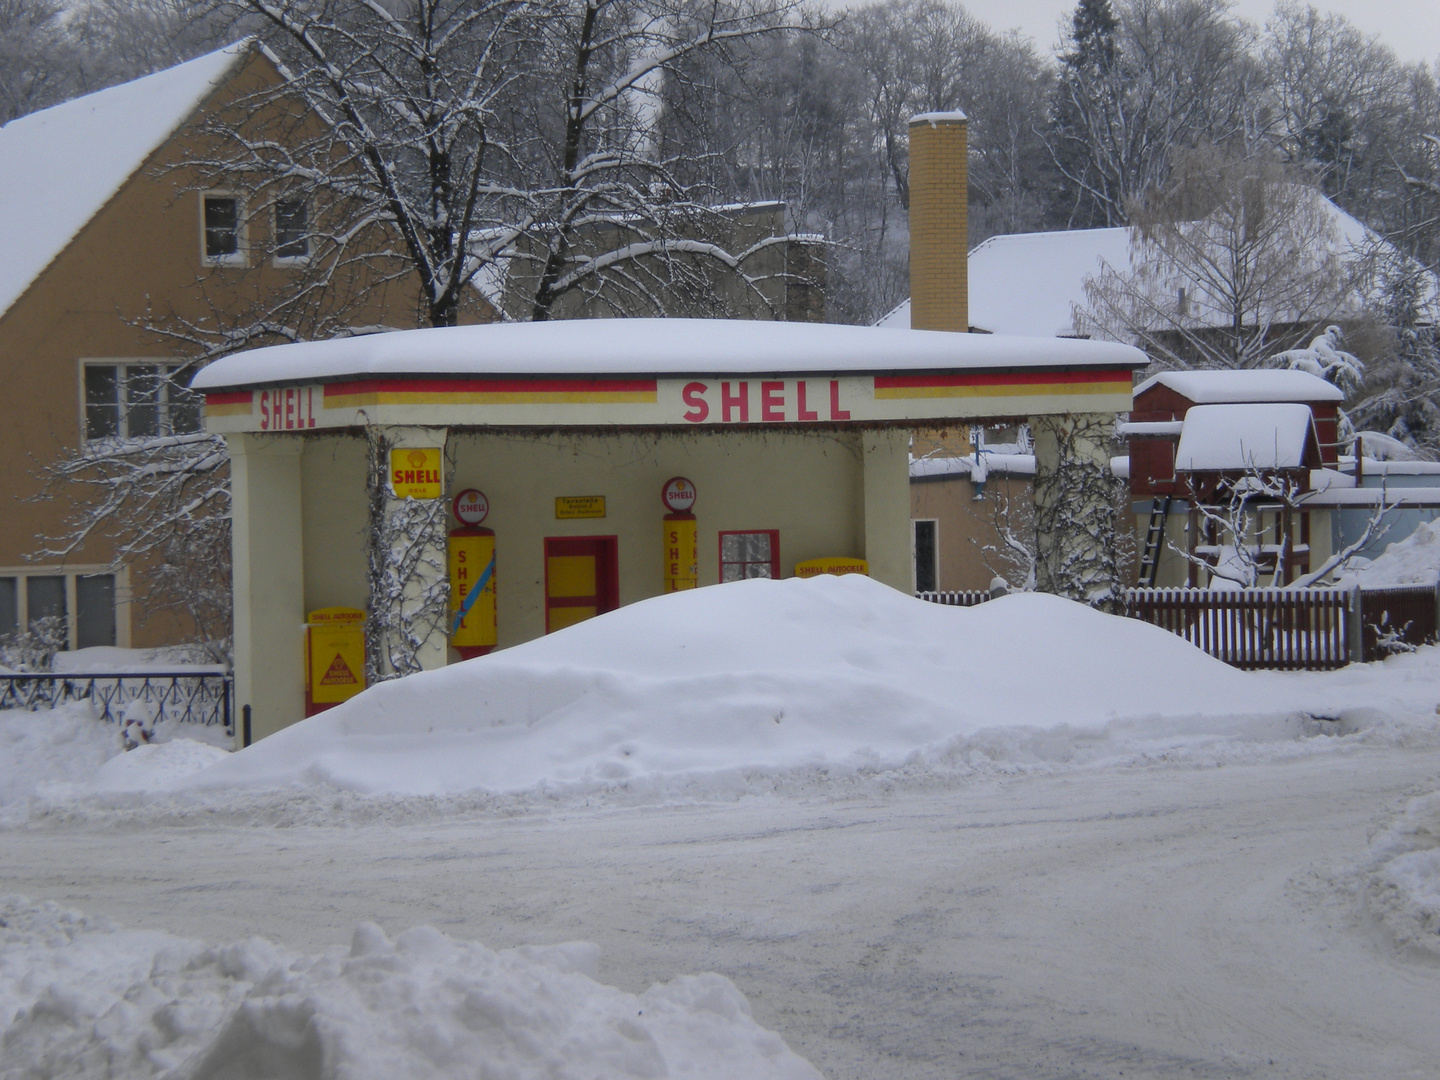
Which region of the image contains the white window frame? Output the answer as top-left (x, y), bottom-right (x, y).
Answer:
top-left (271, 196), bottom-right (312, 267)
top-left (912, 518), bottom-right (939, 593)
top-left (78, 358), bottom-right (202, 445)
top-left (0, 565), bottom-right (131, 651)
top-left (199, 189), bottom-right (248, 267)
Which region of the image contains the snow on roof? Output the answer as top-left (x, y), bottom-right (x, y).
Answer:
top-left (874, 227), bottom-right (1131, 336)
top-left (1135, 369), bottom-right (1344, 404)
top-left (910, 110), bottom-right (968, 124)
top-left (0, 43), bottom-right (248, 319)
top-left (192, 317), bottom-right (1148, 390)
top-left (1175, 403), bottom-right (1315, 472)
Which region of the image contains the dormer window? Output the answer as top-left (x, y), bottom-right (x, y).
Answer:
top-left (201, 192), bottom-right (245, 265)
top-left (274, 198), bottom-right (309, 262)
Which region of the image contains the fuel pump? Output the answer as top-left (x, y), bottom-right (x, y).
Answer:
top-left (449, 489), bottom-right (497, 659)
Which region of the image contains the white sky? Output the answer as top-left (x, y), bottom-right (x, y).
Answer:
top-left (961, 0), bottom-right (1440, 66)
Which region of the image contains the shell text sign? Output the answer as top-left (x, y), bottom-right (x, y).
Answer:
top-left (390, 447), bottom-right (443, 499)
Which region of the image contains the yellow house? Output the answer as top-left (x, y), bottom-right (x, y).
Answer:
top-left (0, 44), bottom-right (424, 653)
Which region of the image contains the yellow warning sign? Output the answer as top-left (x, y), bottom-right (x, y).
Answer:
top-left (390, 447), bottom-right (443, 499)
top-left (318, 652), bottom-right (359, 685)
top-left (307, 607), bottom-right (366, 707)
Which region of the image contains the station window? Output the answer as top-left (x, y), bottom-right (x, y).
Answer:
top-left (273, 198), bottom-right (310, 262)
top-left (913, 519), bottom-right (938, 593)
top-left (84, 362), bottom-right (201, 442)
top-left (0, 570), bottom-right (117, 652)
top-left (201, 192), bottom-right (246, 265)
top-left (719, 530), bottom-right (779, 582)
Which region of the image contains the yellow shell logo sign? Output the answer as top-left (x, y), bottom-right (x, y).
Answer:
top-left (390, 447), bottom-right (443, 499)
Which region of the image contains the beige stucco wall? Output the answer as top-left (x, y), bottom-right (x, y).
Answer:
top-left (447, 427), bottom-right (887, 648)
top-left (911, 473), bottom-right (1034, 592)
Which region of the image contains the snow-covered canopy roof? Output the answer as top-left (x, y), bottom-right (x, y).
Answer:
top-left (0, 43), bottom-right (248, 319)
top-left (1175, 403), bottom-right (1316, 472)
top-left (1135, 369), bottom-right (1343, 404)
top-left (193, 318), bottom-right (1148, 390)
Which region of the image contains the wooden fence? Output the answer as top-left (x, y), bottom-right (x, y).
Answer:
top-left (1357, 585), bottom-right (1439, 660)
top-left (921, 584), bottom-right (1440, 671)
top-left (1122, 587), bottom-right (1351, 670)
top-left (915, 589), bottom-right (995, 607)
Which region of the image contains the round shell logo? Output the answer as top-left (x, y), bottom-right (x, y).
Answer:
top-left (662, 476), bottom-right (697, 514)
top-left (407, 449), bottom-right (427, 469)
top-left (453, 488), bottom-right (490, 525)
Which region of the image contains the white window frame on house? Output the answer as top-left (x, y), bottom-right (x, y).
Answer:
top-left (79, 359), bottom-right (203, 444)
top-left (199, 189), bottom-right (247, 267)
top-left (718, 530), bottom-right (780, 582)
top-left (271, 196), bottom-right (311, 266)
top-left (0, 565), bottom-right (131, 652)
top-left (912, 518), bottom-right (939, 593)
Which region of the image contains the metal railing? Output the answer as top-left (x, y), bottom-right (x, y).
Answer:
top-left (0, 671), bottom-right (234, 735)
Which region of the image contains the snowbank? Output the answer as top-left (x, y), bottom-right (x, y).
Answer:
top-left (1366, 789), bottom-right (1440, 956)
top-left (1342, 519), bottom-right (1440, 588)
top-left (0, 705), bottom-right (228, 820)
top-left (0, 897), bottom-right (820, 1080)
top-left (178, 576), bottom-right (1323, 800)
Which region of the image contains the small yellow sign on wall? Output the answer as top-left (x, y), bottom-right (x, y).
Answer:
top-left (555, 495), bottom-right (606, 519)
top-left (390, 447), bottom-right (442, 499)
top-left (795, 556), bottom-right (869, 579)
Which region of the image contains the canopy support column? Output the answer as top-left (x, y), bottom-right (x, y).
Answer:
top-left (861, 428), bottom-right (912, 592)
top-left (365, 425), bottom-right (451, 682)
top-left (228, 433), bottom-right (305, 742)
top-left (1030, 412), bottom-right (1126, 608)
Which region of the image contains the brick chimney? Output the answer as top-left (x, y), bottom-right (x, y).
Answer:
top-left (907, 111), bottom-right (968, 332)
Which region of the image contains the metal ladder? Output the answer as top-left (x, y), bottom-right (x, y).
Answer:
top-left (1137, 496), bottom-right (1172, 588)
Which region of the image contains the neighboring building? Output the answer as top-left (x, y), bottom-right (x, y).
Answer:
top-left (1125, 369), bottom-right (1440, 587)
top-left (0, 44), bottom-right (422, 654)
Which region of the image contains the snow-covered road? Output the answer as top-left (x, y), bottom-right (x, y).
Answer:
top-left (6, 744), bottom-right (1439, 1079)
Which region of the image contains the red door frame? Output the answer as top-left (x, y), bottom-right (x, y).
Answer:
top-left (543, 535), bottom-right (619, 632)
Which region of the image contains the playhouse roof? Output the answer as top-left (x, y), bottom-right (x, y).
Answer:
top-left (192, 318), bottom-right (1148, 391)
top-left (0, 43), bottom-right (249, 320)
top-left (1174, 403), bottom-right (1316, 472)
top-left (1135, 369), bottom-right (1344, 404)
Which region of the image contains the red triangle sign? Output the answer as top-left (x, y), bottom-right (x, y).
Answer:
top-left (318, 652), bottom-right (358, 686)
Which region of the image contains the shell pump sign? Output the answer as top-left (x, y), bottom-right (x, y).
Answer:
top-left (306, 607), bottom-right (366, 715)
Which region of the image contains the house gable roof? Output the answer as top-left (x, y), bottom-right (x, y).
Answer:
top-left (0, 42), bottom-right (249, 320)
top-left (1175, 403), bottom-right (1317, 472)
top-left (1135, 369), bottom-right (1344, 404)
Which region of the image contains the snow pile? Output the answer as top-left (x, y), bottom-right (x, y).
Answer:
top-left (0, 897), bottom-right (820, 1080)
top-left (50, 645), bottom-right (227, 674)
top-left (174, 576), bottom-right (1330, 801)
top-left (0, 705), bottom-right (228, 820)
top-left (1365, 790), bottom-right (1440, 956)
top-left (1342, 519), bottom-right (1440, 588)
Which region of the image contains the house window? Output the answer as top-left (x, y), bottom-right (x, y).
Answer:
top-left (719, 530), bottom-right (779, 582)
top-left (913, 519), bottom-right (938, 593)
top-left (201, 193), bottom-right (245, 264)
top-left (84, 362), bottom-right (201, 441)
top-left (274, 198), bottom-right (309, 261)
top-left (0, 570), bottom-right (117, 651)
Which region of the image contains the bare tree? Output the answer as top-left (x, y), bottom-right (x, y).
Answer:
top-left (1047, 0), bottom-right (1262, 229)
top-left (1078, 145), bottom-right (1363, 369)
top-left (0, 0), bottom-right (80, 123)
top-left (190, 0), bottom-right (815, 329)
